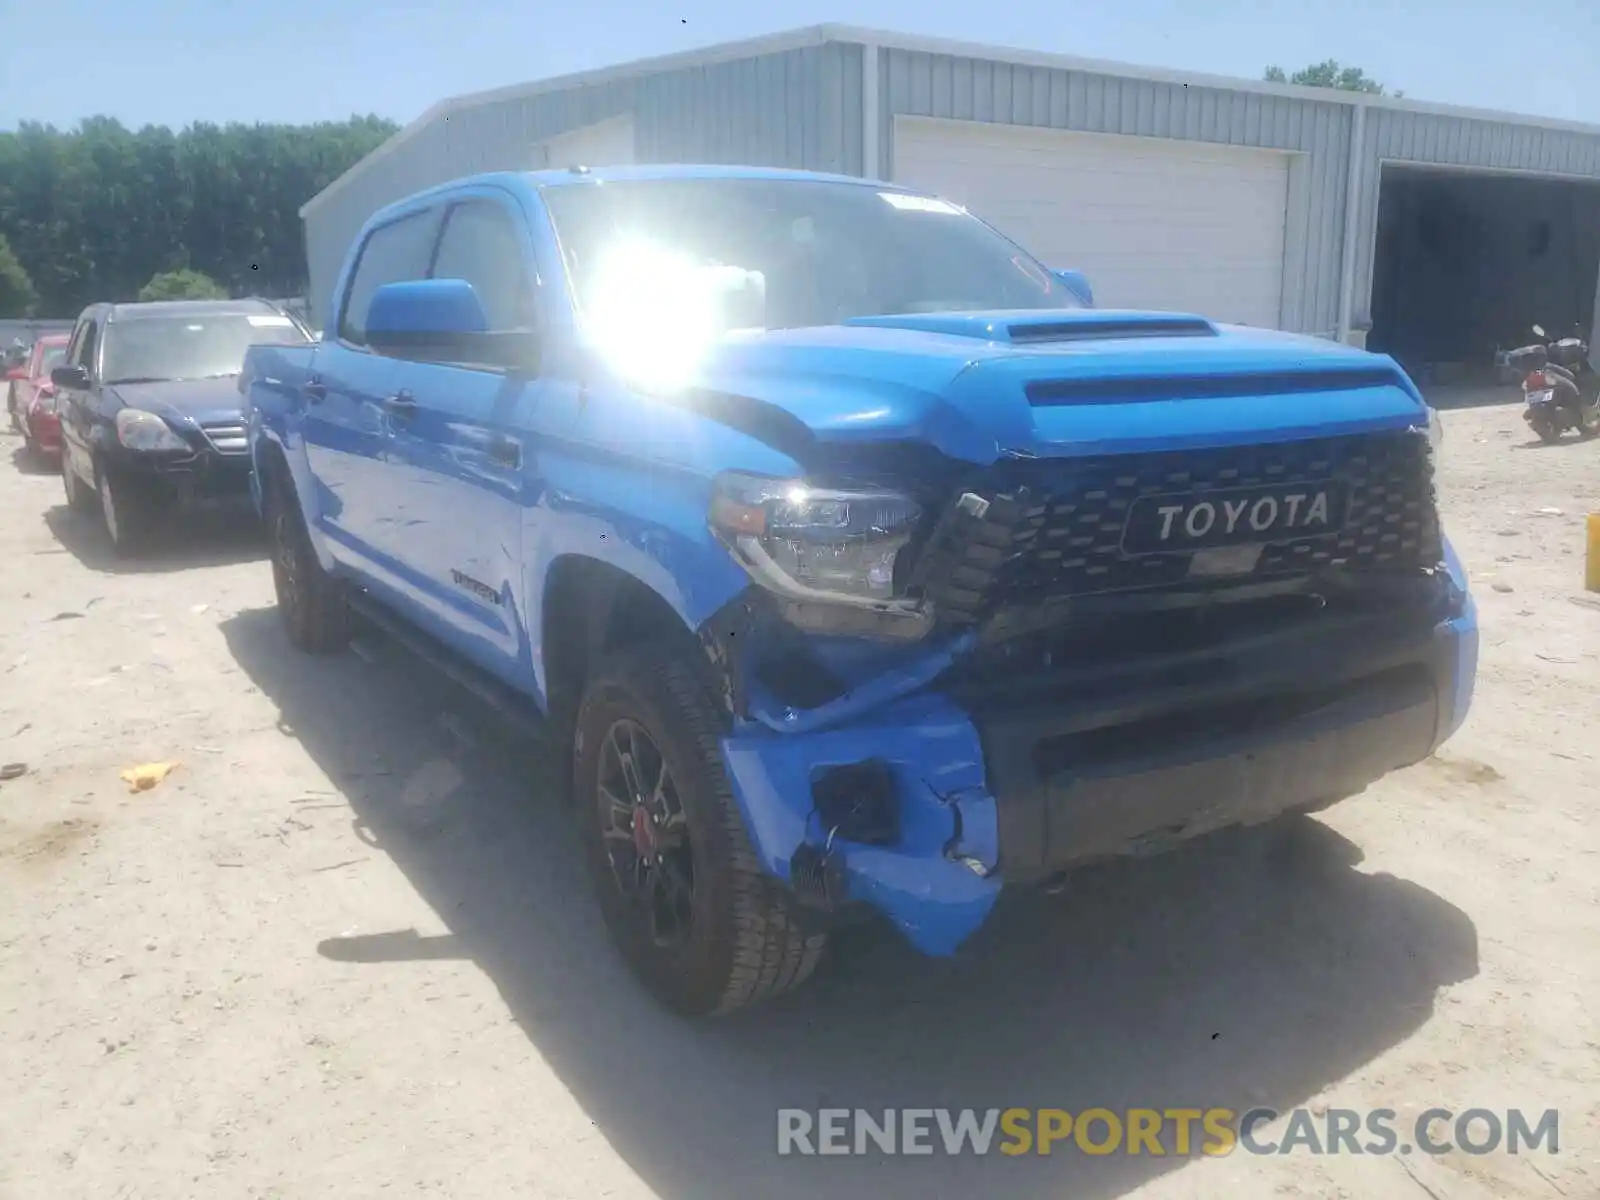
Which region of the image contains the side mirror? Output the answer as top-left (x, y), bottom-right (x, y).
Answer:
top-left (52, 364), bottom-right (90, 390)
top-left (366, 278), bottom-right (536, 368)
top-left (1053, 268), bottom-right (1095, 307)
top-left (1532, 324), bottom-right (1546, 339)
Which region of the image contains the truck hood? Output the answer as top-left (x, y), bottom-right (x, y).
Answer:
top-left (110, 377), bottom-right (244, 428)
top-left (685, 309), bottom-right (1430, 466)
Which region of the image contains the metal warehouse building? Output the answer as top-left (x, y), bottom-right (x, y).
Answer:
top-left (300, 24), bottom-right (1600, 372)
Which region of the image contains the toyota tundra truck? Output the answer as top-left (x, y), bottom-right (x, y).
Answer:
top-left (244, 165), bottom-right (1478, 1016)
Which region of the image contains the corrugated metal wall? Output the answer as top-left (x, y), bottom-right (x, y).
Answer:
top-left (302, 43), bottom-right (860, 327)
top-left (303, 31), bottom-right (1600, 339)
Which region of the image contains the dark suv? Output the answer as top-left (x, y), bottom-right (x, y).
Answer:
top-left (52, 298), bottom-right (313, 555)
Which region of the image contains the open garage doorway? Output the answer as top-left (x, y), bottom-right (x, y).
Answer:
top-left (1367, 165), bottom-right (1600, 384)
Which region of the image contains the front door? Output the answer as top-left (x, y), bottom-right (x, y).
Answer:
top-left (301, 206), bottom-right (441, 576)
top-left (381, 192), bottom-right (543, 677)
top-left (57, 315), bottom-right (102, 490)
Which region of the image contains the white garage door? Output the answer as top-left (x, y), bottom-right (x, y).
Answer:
top-left (893, 117), bottom-right (1291, 328)
top-left (540, 115), bottom-right (635, 170)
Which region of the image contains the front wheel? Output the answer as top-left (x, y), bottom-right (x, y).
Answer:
top-left (575, 651), bottom-right (827, 1016)
top-left (61, 449), bottom-right (96, 513)
top-left (265, 467), bottom-right (348, 654)
top-left (97, 462), bottom-right (160, 556)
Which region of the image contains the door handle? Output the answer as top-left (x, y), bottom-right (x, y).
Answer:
top-left (304, 377), bottom-right (327, 404)
top-left (384, 390), bottom-right (418, 419)
top-left (488, 434), bottom-right (522, 469)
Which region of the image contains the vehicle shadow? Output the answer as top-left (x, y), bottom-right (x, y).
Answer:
top-left (1514, 435), bottom-right (1596, 451)
top-left (43, 503), bottom-right (267, 575)
top-left (221, 606), bottom-right (1480, 1200)
top-left (8, 444), bottom-right (60, 476)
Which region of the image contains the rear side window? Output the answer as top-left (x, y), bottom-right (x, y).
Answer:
top-left (430, 200), bottom-right (535, 332)
top-left (338, 209), bottom-right (440, 346)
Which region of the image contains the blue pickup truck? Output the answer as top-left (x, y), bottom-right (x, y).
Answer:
top-left (244, 165), bottom-right (1478, 1015)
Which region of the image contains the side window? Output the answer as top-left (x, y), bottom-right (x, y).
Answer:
top-left (429, 201), bottom-right (535, 333)
top-left (338, 209), bottom-right (440, 346)
top-left (74, 321), bottom-right (99, 378)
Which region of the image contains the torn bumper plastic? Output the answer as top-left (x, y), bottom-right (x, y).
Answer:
top-left (719, 541), bottom-right (1479, 959)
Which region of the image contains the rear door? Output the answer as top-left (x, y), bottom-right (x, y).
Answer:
top-left (380, 189), bottom-right (542, 670)
top-left (303, 206), bottom-right (440, 573)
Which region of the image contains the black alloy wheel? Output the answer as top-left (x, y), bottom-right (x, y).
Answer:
top-left (596, 718), bottom-right (695, 947)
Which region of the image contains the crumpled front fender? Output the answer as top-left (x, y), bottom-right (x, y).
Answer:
top-left (720, 690), bottom-right (1002, 957)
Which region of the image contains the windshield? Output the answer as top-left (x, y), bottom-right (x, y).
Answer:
top-left (37, 345), bottom-right (67, 377)
top-left (542, 177), bottom-right (1082, 331)
top-left (101, 312), bottom-right (310, 384)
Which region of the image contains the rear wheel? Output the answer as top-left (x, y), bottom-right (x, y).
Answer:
top-left (265, 466), bottom-right (348, 654)
top-left (1531, 412), bottom-right (1561, 443)
top-left (575, 650), bottom-right (826, 1016)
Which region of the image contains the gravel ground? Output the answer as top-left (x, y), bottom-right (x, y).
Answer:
top-left (1, 395), bottom-right (1597, 1200)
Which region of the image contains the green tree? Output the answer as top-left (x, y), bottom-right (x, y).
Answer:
top-left (137, 268), bottom-right (227, 302)
top-left (0, 233), bottom-right (38, 317)
top-left (1264, 61), bottom-right (1402, 98)
top-left (0, 115), bottom-right (397, 317)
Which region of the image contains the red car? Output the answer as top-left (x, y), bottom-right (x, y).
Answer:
top-left (8, 334), bottom-right (71, 460)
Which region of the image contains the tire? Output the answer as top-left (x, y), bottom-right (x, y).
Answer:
top-left (97, 461), bottom-right (160, 557)
top-left (575, 650), bottom-right (827, 1016)
top-left (61, 450), bottom-right (96, 513)
top-left (264, 465), bottom-right (348, 654)
top-left (1531, 413), bottom-right (1561, 443)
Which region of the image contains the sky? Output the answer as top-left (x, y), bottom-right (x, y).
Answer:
top-left (0, 0), bottom-right (1594, 131)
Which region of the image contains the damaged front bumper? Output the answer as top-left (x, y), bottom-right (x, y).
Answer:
top-left (717, 544), bottom-right (1479, 959)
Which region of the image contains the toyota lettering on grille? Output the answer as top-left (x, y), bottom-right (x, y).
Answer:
top-left (1121, 481), bottom-right (1350, 555)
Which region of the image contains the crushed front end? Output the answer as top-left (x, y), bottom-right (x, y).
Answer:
top-left (702, 373), bottom-right (1478, 958)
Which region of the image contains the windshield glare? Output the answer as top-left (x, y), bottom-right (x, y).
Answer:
top-left (102, 313), bottom-right (310, 383)
top-left (542, 178), bottom-right (1082, 332)
top-left (39, 346), bottom-right (67, 375)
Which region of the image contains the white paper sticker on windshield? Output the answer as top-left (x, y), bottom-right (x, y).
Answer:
top-left (248, 314), bottom-right (295, 327)
top-left (879, 191), bottom-right (965, 215)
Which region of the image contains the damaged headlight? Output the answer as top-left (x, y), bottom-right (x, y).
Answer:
top-left (709, 472), bottom-right (922, 608)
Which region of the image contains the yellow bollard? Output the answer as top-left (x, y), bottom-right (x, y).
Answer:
top-left (1588, 514), bottom-right (1600, 593)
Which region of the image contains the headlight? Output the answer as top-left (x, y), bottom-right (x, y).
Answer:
top-left (115, 408), bottom-right (188, 452)
top-left (35, 390), bottom-right (57, 414)
top-left (1426, 405), bottom-right (1444, 450)
top-left (709, 472), bottom-right (923, 608)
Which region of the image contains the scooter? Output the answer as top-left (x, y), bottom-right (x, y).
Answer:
top-left (1505, 324), bottom-right (1598, 443)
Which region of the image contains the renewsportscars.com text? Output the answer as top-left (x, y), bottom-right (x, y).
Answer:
top-left (776, 1107), bottom-right (1560, 1158)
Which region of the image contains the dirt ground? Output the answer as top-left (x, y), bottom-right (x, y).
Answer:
top-left (2, 394), bottom-right (1597, 1200)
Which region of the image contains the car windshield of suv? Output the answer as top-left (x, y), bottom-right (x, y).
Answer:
top-left (37, 345), bottom-right (67, 377)
top-left (101, 312), bottom-right (311, 384)
top-left (542, 176), bottom-right (1082, 333)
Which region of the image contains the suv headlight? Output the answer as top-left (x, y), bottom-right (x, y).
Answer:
top-left (709, 472), bottom-right (923, 609)
top-left (116, 408), bottom-right (188, 452)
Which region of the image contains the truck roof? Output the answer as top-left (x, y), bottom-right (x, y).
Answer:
top-left (103, 298), bottom-right (286, 324)
top-left (368, 164), bottom-right (913, 225)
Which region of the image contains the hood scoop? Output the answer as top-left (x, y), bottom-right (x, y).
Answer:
top-left (1026, 365), bottom-right (1403, 407)
top-left (1006, 315), bottom-right (1218, 344)
top-left (842, 309), bottom-right (1219, 344)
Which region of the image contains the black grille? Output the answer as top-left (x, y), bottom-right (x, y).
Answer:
top-left (916, 431), bottom-right (1442, 622)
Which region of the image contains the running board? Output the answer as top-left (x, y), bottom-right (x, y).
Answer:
top-left (345, 588), bottom-right (549, 744)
